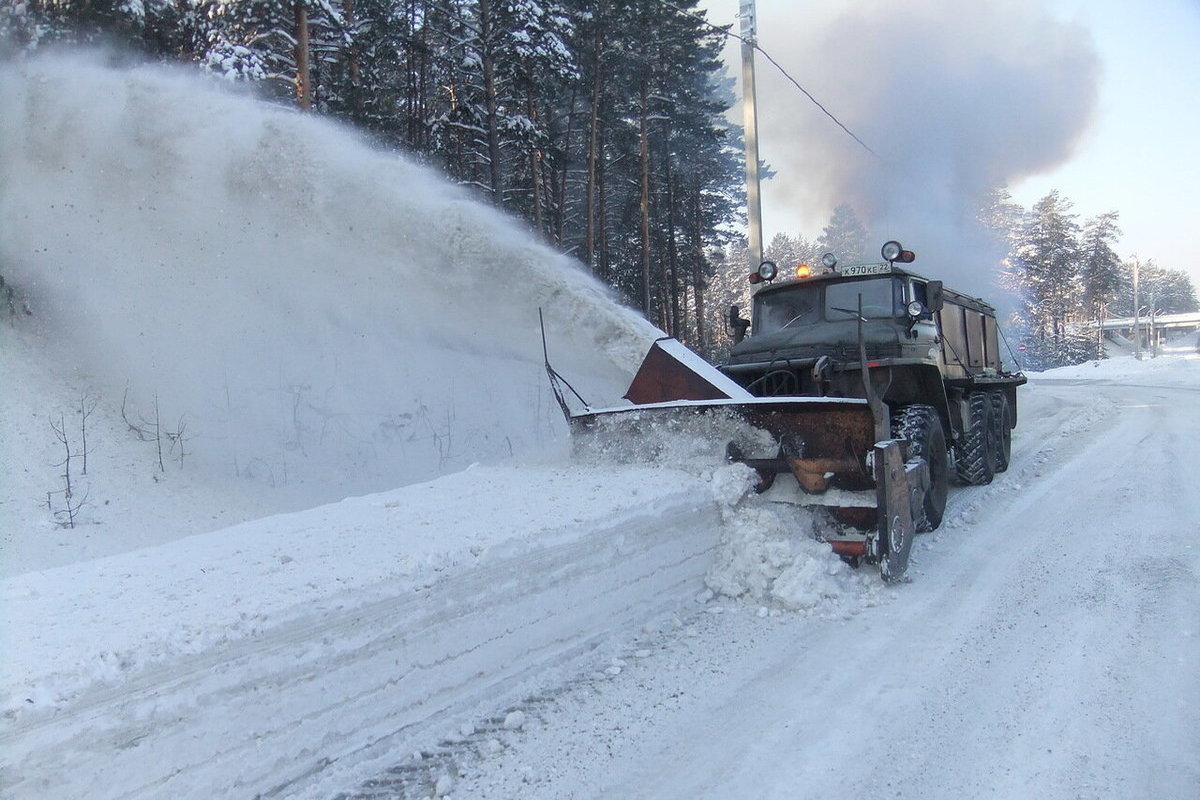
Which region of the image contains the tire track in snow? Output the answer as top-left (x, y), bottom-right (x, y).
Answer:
top-left (1, 495), bottom-right (724, 800)
top-left (429, 380), bottom-right (1199, 800)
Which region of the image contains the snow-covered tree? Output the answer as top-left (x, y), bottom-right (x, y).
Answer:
top-left (764, 233), bottom-right (821, 274)
top-left (705, 238), bottom-right (753, 361)
top-left (1012, 191), bottom-right (1082, 348)
top-left (197, 0), bottom-right (350, 107)
top-left (1, 0), bottom-right (742, 336)
top-left (0, 0), bottom-right (197, 56)
top-left (1111, 259), bottom-right (1199, 318)
top-left (816, 204), bottom-right (871, 265)
top-left (1079, 211), bottom-right (1122, 352)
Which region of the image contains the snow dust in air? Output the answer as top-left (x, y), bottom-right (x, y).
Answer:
top-left (0, 52), bottom-right (878, 618)
top-left (0, 52), bottom-right (658, 513)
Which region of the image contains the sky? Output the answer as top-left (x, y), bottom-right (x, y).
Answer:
top-left (698, 0), bottom-right (1200, 291)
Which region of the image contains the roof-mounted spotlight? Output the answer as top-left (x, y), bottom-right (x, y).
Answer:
top-left (821, 252), bottom-right (838, 270)
top-left (881, 240), bottom-right (916, 264)
top-left (748, 260), bottom-right (779, 284)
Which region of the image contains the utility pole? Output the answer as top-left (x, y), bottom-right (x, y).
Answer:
top-left (294, 1), bottom-right (312, 110)
top-left (1132, 257), bottom-right (1141, 360)
top-left (1149, 281), bottom-right (1158, 358)
top-left (740, 0), bottom-right (764, 270)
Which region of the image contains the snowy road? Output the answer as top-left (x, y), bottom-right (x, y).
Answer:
top-left (379, 375), bottom-right (1200, 799)
top-left (5, 368), bottom-right (1198, 800)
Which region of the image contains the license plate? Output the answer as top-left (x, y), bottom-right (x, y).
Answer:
top-left (839, 263), bottom-right (893, 277)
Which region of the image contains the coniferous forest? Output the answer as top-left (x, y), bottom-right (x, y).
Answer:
top-left (2, 0), bottom-right (1195, 367)
top-left (3, 0), bottom-right (746, 350)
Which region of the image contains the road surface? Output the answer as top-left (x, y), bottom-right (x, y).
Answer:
top-left (352, 375), bottom-right (1200, 800)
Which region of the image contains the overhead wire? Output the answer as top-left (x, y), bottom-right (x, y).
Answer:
top-left (650, 0), bottom-right (879, 159)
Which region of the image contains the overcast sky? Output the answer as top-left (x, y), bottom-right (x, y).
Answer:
top-left (698, 0), bottom-right (1200, 289)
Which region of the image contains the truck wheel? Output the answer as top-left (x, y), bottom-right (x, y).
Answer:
top-left (890, 404), bottom-right (949, 532)
top-left (880, 506), bottom-right (913, 583)
top-left (989, 391), bottom-right (1012, 473)
top-left (954, 392), bottom-right (995, 486)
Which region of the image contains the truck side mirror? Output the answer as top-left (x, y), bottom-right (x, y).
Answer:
top-left (926, 281), bottom-right (944, 314)
top-left (728, 304), bottom-right (750, 344)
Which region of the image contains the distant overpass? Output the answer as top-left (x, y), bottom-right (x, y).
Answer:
top-left (1097, 311), bottom-right (1200, 332)
top-left (1095, 311), bottom-right (1200, 353)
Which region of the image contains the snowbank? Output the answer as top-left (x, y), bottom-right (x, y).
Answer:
top-left (1, 463), bottom-right (734, 799)
top-left (1, 449), bottom-right (893, 799)
top-left (1028, 342), bottom-right (1200, 386)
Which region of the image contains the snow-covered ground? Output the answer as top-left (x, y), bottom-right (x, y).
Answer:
top-left (6, 341), bottom-right (1198, 800)
top-left (3, 55), bottom-right (1199, 800)
top-left (437, 345), bottom-right (1200, 800)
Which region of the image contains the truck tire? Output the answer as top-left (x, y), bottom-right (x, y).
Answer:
top-left (989, 391), bottom-right (1012, 473)
top-left (891, 404), bottom-right (949, 532)
top-left (954, 392), bottom-right (995, 486)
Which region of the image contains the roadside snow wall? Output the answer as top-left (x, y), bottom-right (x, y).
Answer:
top-left (0, 464), bottom-right (733, 800)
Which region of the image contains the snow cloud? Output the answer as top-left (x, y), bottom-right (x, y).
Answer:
top-left (0, 53), bottom-right (658, 507)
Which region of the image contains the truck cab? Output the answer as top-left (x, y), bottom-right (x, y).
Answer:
top-left (721, 241), bottom-right (1026, 507)
top-left (722, 258), bottom-right (947, 405)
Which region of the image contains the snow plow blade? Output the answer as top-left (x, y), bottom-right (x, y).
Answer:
top-left (559, 338), bottom-right (919, 581)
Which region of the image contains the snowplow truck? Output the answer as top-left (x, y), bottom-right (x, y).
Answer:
top-left (551, 241), bottom-right (1025, 582)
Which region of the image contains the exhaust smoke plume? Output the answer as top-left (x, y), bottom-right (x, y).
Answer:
top-left (755, 0), bottom-right (1100, 296)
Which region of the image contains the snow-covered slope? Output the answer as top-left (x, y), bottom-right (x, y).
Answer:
top-left (0, 53), bottom-right (658, 560)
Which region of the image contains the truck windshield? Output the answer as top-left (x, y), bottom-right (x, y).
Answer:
top-left (754, 277), bottom-right (902, 334)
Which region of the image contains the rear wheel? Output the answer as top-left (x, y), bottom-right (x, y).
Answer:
top-left (989, 391), bottom-right (1012, 473)
top-left (891, 404), bottom-right (949, 532)
top-left (954, 392), bottom-right (995, 486)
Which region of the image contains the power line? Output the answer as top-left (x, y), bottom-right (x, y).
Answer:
top-left (652, 0), bottom-right (878, 158)
top-left (750, 41), bottom-right (879, 158)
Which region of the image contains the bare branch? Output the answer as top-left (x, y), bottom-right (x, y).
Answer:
top-left (154, 394), bottom-right (164, 472)
top-left (79, 392), bottom-right (97, 476)
top-left (121, 385), bottom-right (156, 442)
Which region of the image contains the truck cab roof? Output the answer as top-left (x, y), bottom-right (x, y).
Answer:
top-left (753, 262), bottom-right (998, 318)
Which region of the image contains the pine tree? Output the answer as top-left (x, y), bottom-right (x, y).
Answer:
top-left (198, 0), bottom-right (345, 107)
top-left (1079, 211), bottom-right (1122, 353)
top-left (1151, 268), bottom-right (1200, 314)
top-left (816, 204), bottom-right (871, 265)
top-left (555, 0), bottom-right (739, 336)
top-left (1112, 260), bottom-right (1199, 317)
top-left (1013, 191), bottom-right (1082, 353)
top-left (764, 233), bottom-right (821, 273)
top-left (979, 185), bottom-right (1027, 258)
top-left (3, 0), bottom-right (744, 334)
top-left (706, 238), bottom-right (753, 360)
top-left (1, 0), bottom-right (196, 56)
